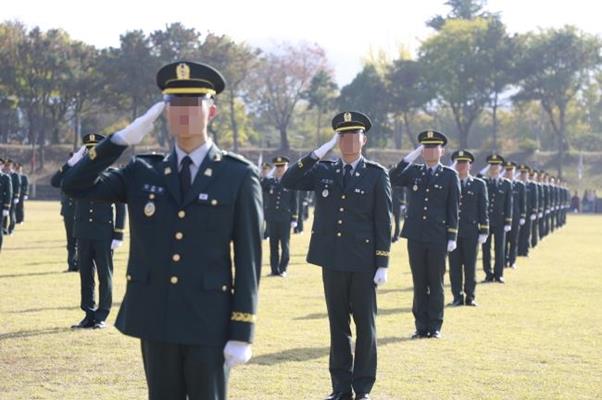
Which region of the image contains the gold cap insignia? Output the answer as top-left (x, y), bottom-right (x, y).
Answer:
top-left (492, 155), bottom-right (497, 160)
top-left (164, 167), bottom-right (172, 175)
top-left (90, 134), bottom-right (95, 142)
top-left (343, 112), bottom-right (352, 122)
top-left (176, 63), bottom-right (190, 80)
top-left (427, 131), bottom-right (434, 138)
top-left (459, 151), bottom-right (464, 156)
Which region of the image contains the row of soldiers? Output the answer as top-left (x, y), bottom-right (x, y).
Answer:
top-left (0, 158), bottom-right (29, 252)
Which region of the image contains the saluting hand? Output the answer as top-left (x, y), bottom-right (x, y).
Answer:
top-left (313, 133), bottom-right (339, 159)
top-left (403, 145), bottom-right (424, 164)
top-left (112, 101), bottom-right (165, 146)
top-left (67, 146), bottom-right (86, 167)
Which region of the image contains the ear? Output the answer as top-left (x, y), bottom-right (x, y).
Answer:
top-left (208, 103), bottom-right (218, 121)
top-left (361, 133), bottom-right (367, 146)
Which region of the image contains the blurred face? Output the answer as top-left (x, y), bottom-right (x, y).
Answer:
top-left (338, 130), bottom-right (366, 157)
top-left (455, 160), bottom-right (470, 176)
top-left (489, 164), bottom-right (501, 177)
top-left (261, 166), bottom-right (271, 177)
top-left (520, 171), bottom-right (528, 180)
top-left (275, 163), bottom-right (287, 178)
top-left (165, 95), bottom-right (217, 139)
top-left (422, 145), bottom-right (443, 164)
top-left (505, 168), bottom-right (515, 179)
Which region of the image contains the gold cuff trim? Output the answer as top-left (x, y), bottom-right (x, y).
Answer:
top-left (231, 312), bottom-right (256, 323)
top-left (447, 228), bottom-right (458, 233)
top-left (113, 228), bottom-right (125, 233)
top-left (376, 250), bottom-right (390, 257)
top-left (479, 225), bottom-right (489, 229)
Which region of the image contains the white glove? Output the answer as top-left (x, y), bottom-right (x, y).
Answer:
top-left (447, 240), bottom-right (457, 252)
top-left (13, 198), bottom-right (19, 204)
top-left (2, 210), bottom-right (8, 217)
top-left (373, 267), bottom-right (388, 286)
top-left (400, 205), bottom-right (406, 213)
top-left (266, 167), bottom-right (275, 179)
top-left (478, 234), bottom-right (488, 244)
top-left (223, 340), bottom-right (252, 368)
top-left (291, 221), bottom-right (298, 229)
top-left (111, 240), bottom-right (123, 250)
top-left (479, 164), bottom-right (491, 176)
top-left (519, 218), bottom-right (525, 226)
top-left (67, 145), bottom-right (86, 167)
top-left (24, 195), bottom-right (28, 200)
top-left (504, 225), bottom-right (511, 232)
top-left (403, 145), bottom-right (424, 164)
top-left (112, 101), bottom-right (165, 146)
top-left (313, 133), bottom-right (338, 159)
top-left (538, 212), bottom-right (543, 218)
top-left (530, 214), bottom-right (536, 221)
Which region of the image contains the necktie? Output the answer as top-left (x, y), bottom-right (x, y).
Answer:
top-left (461, 180), bottom-right (466, 191)
top-left (343, 164), bottom-right (353, 189)
top-left (180, 156), bottom-right (192, 198)
top-left (426, 167), bottom-right (433, 184)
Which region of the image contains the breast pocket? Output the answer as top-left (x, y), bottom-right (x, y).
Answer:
top-left (194, 194), bottom-right (235, 231)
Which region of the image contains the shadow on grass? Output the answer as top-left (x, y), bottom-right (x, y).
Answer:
top-left (0, 271), bottom-right (64, 279)
top-left (295, 307), bottom-right (412, 321)
top-left (0, 327), bottom-right (72, 341)
top-left (9, 302), bottom-right (122, 314)
top-left (250, 336), bottom-right (411, 365)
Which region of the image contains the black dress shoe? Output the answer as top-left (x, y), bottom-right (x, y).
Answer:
top-left (494, 277), bottom-right (505, 284)
top-left (429, 330), bottom-right (442, 339)
top-left (465, 299), bottom-right (478, 307)
top-left (411, 330), bottom-right (429, 339)
top-left (71, 317), bottom-right (95, 329)
top-left (324, 392), bottom-right (353, 400)
top-left (355, 394), bottom-right (371, 400)
top-left (482, 275), bottom-right (494, 283)
top-left (449, 298), bottom-right (464, 307)
top-left (93, 321), bottom-right (107, 329)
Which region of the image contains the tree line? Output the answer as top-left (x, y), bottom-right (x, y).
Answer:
top-left (1, 0), bottom-right (601, 177)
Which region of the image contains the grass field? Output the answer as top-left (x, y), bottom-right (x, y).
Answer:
top-left (1, 201), bottom-right (601, 399)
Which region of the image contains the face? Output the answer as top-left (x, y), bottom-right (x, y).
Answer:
top-left (422, 145), bottom-right (443, 163)
top-left (338, 130), bottom-right (366, 156)
top-left (455, 160), bottom-right (470, 175)
top-left (261, 166), bottom-right (271, 177)
top-left (520, 171), bottom-right (528, 180)
top-left (275, 164), bottom-right (288, 177)
top-left (489, 164), bottom-right (501, 176)
top-left (166, 96), bottom-right (217, 139)
top-left (506, 168), bottom-right (515, 178)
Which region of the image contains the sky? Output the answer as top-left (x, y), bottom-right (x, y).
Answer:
top-left (2, 0), bottom-right (601, 86)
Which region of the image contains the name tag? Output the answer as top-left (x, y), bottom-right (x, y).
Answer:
top-left (142, 184), bottom-right (165, 194)
top-left (199, 193), bottom-right (209, 200)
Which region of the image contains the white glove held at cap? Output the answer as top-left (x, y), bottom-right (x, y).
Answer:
top-left (67, 146), bottom-right (86, 167)
top-left (373, 267), bottom-right (388, 286)
top-left (112, 102), bottom-right (165, 146)
top-left (479, 164), bottom-right (491, 176)
top-left (447, 240), bottom-right (457, 252)
top-left (519, 218), bottom-right (525, 226)
top-left (478, 234), bottom-right (488, 244)
top-left (266, 167), bottom-right (275, 179)
top-left (224, 340), bottom-right (252, 368)
top-left (504, 225), bottom-right (511, 232)
top-left (111, 240), bottom-right (123, 250)
top-left (313, 133), bottom-right (338, 159)
top-left (403, 145), bottom-right (424, 164)
top-left (530, 214), bottom-right (536, 221)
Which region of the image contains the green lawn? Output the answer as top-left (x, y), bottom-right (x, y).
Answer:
top-left (1, 201), bottom-right (601, 399)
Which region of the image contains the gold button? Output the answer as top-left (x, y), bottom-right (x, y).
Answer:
top-left (365, 239), bottom-right (370, 243)
top-left (339, 208), bottom-right (344, 212)
top-left (423, 216), bottom-right (427, 220)
top-left (211, 199), bottom-right (218, 206)
top-left (178, 210), bottom-right (186, 218)
top-left (221, 285), bottom-right (228, 292)
top-left (425, 198), bottom-right (429, 201)
top-left (88, 218), bottom-right (93, 222)
top-left (426, 189), bottom-right (430, 192)
top-left (89, 209), bottom-right (93, 213)
top-left (338, 220), bottom-right (342, 224)
top-left (172, 254), bottom-right (181, 262)
top-left (149, 193), bottom-right (156, 200)
top-left (175, 232), bottom-right (183, 240)
top-left (170, 276), bottom-right (179, 284)
top-left (424, 206), bottom-right (428, 210)
top-left (341, 195), bottom-right (346, 199)
top-left (337, 232), bottom-right (342, 237)
top-left (126, 274), bottom-right (132, 281)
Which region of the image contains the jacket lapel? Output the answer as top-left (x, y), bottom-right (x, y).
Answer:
top-left (333, 159), bottom-right (344, 190)
top-left (345, 158), bottom-right (367, 194)
top-left (181, 144), bottom-right (222, 207)
top-left (159, 151), bottom-right (181, 205)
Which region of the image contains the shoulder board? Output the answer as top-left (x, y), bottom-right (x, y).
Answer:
top-left (318, 159), bottom-right (336, 164)
top-left (442, 165), bottom-right (457, 173)
top-left (135, 153), bottom-right (165, 163)
top-left (223, 151), bottom-right (253, 166)
top-left (364, 160), bottom-right (387, 171)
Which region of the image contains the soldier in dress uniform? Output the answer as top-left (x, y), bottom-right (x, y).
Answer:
top-left (518, 164), bottom-right (538, 257)
top-left (448, 150), bottom-right (488, 307)
top-left (55, 134), bottom-right (127, 329)
top-left (390, 175), bottom-right (406, 243)
top-left (260, 161), bottom-right (271, 239)
top-left (481, 154), bottom-right (512, 283)
top-left (282, 111), bottom-right (391, 400)
top-left (62, 61), bottom-right (262, 400)
top-left (3, 159), bottom-right (20, 235)
top-left (528, 169), bottom-right (540, 249)
top-left (539, 172), bottom-right (550, 239)
top-left (51, 153), bottom-right (79, 272)
top-left (503, 162), bottom-right (526, 269)
top-left (294, 190), bottom-right (312, 234)
top-left (261, 156), bottom-right (298, 277)
top-left (390, 130), bottom-right (460, 338)
top-left (15, 163), bottom-right (29, 224)
top-left (0, 158), bottom-right (12, 251)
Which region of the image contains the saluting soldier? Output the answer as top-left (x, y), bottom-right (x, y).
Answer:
top-left (503, 162), bottom-right (526, 269)
top-left (3, 160), bottom-right (20, 235)
top-left (448, 150), bottom-right (488, 307)
top-left (56, 134), bottom-right (127, 329)
top-left (481, 154), bottom-right (512, 283)
top-left (391, 179), bottom-right (406, 243)
top-left (390, 130), bottom-right (460, 339)
top-left (0, 158), bottom-right (12, 250)
top-left (518, 164), bottom-right (538, 257)
top-left (62, 61), bottom-right (263, 400)
top-left (282, 111), bottom-right (391, 400)
top-left (15, 163), bottom-right (29, 224)
top-left (529, 169), bottom-right (541, 249)
top-left (539, 172), bottom-right (550, 239)
top-left (261, 156), bottom-right (298, 277)
top-left (51, 153), bottom-right (79, 272)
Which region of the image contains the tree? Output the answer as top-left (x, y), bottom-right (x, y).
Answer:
top-left (248, 42), bottom-right (327, 150)
top-left (514, 26), bottom-right (602, 177)
top-left (427, 0), bottom-right (489, 30)
top-left (304, 69), bottom-right (338, 146)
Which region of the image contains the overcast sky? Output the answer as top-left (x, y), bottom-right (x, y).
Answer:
top-left (3, 0), bottom-right (600, 85)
